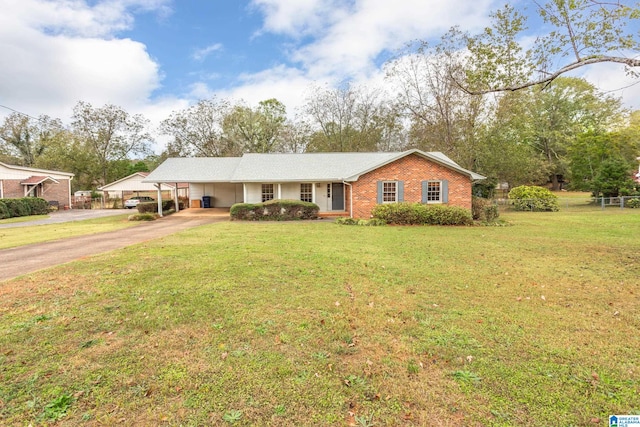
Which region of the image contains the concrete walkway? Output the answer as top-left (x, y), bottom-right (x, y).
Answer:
top-left (0, 209), bottom-right (229, 282)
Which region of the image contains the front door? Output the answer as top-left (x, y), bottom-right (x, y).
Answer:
top-left (331, 183), bottom-right (344, 210)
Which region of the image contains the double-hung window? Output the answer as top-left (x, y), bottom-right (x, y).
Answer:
top-left (261, 184), bottom-right (274, 202)
top-left (300, 183), bottom-right (313, 202)
top-left (382, 181), bottom-right (397, 203)
top-left (425, 181), bottom-right (442, 203)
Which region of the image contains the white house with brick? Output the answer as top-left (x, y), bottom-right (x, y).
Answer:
top-left (0, 162), bottom-right (74, 207)
top-left (143, 149), bottom-right (485, 218)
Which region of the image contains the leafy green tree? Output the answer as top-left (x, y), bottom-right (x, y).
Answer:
top-left (222, 98), bottom-right (287, 153)
top-left (304, 84), bottom-right (403, 152)
top-left (591, 158), bottom-right (637, 197)
top-left (386, 37), bottom-right (486, 169)
top-left (460, 1), bottom-right (640, 94)
top-left (160, 98), bottom-right (239, 157)
top-left (71, 102), bottom-right (152, 187)
top-left (0, 113), bottom-right (65, 167)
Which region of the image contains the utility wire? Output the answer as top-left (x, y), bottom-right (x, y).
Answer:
top-left (0, 103), bottom-right (41, 121)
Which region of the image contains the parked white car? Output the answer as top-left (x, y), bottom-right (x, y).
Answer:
top-left (124, 196), bottom-right (155, 209)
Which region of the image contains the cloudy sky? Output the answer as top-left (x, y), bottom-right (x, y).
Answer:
top-left (1, 0), bottom-right (639, 152)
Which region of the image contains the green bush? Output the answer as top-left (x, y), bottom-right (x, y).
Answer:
top-left (372, 202), bottom-right (472, 226)
top-left (128, 213), bottom-right (158, 221)
top-left (0, 201), bottom-right (10, 219)
top-left (508, 186), bottom-right (559, 212)
top-left (2, 199), bottom-right (30, 218)
top-left (626, 198), bottom-right (640, 208)
top-left (335, 217), bottom-right (386, 226)
top-left (472, 197), bottom-right (500, 223)
top-left (136, 200), bottom-right (180, 214)
top-left (230, 199), bottom-right (319, 221)
top-left (23, 198), bottom-right (50, 215)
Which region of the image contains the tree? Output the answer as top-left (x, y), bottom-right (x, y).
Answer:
top-left (71, 102), bottom-right (152, 187)
top-left (459, 1), bottom-right (640, 94)
top-left (386, 39), bottom-right (487, 169)
top-left (591, 157), bottom-right (637, 197)
top-left (160, 98), bottom-right (239, 157)
top-left (304, 84), bottom-right (403, 152)
top-left (222, 99), bottom-right (287, 153)
top-left (0, 113), bottom-right (65, 167)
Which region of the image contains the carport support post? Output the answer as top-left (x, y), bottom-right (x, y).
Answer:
top-left (155, 184), bottom-right (163, 217)
top-left (174, 183), bottom-right (180, 213)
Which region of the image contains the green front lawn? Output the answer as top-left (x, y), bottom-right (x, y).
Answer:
top-left (1, 210), bottom-right (638, 425)
top-left (0, 214), bottom-right (136, 249)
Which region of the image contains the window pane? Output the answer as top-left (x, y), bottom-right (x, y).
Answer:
top-left (383, 181), bottom-right (396, 203)
top-left (262, 184), bottom-right (274, 202)
top-left (300, 183), bottom-right (313, 202)
top-left (427, 181), bottom-right (441, 202)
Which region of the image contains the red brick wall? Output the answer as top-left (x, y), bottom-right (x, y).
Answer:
top-left (1, 179), bottom-right (71, 205)
top-left (350, 154), bottom-right (473, 218)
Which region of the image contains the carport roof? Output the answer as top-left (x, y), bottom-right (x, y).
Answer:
top-left (143, 157), bottom-right (242, 182)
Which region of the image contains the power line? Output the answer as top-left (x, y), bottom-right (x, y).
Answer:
top-left (0, 103), bottom-right (41, 121)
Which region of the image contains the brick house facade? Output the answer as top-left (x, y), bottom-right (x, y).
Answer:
top-left (145, 150), bottom-right (484, 218)
top-left (350, 153), bottom-right (473, 218)
top-left (0, 162), bottom-right (74, 207)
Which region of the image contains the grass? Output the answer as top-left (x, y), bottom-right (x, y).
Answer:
top-left (0, 214), bottom-right (50, 224)
top-left (0, 209), bottom-right (639, 425)
top-left (0, 214), bottom-right (136, 249)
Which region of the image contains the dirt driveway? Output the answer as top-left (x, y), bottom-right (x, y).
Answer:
top-left (0, 209), bottom-right (229, 282)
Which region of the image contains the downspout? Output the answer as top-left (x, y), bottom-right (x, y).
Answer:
top-left (155, 183), bottom-right (163, 217)
top-left (342, 181), bottom-right (353, 218)
top-left (68, 176), bottom-right (73, 209)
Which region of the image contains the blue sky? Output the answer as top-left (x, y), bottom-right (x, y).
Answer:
top-left (1, 0), bottom-right (639, 152)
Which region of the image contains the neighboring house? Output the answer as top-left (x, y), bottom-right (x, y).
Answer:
top-left (97, 172), bottom-right (188, 200)
top-left (0, 162), bottom-right (74, 207)
top-left (143, 149), bottom-right (485, 218)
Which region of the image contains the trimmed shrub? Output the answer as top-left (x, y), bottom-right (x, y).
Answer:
top-left (508, 186), bottom-right (559, 212)
top-left (137, 202), bottom-right (157, 214)
top-left (472, 197), bottom-right (500, 223)
top-left (230, 199), bottom-right (319, 221)
top-left (626, 198), bottom-right (640, 208)
top-left (136, 200), bottom-right (180, 214)
top-left (2, 199), bottom-right (30, 218)
top-left (335, 217), bottom-right (386, 226)
top-left (0, 200), bottom-right (10, 220)
top-left (23, 198), bottom-right (50, 215)
top-left (128, 213), bottom-right (158, 221)
top-left (372, 202), bottom-right (472, 226)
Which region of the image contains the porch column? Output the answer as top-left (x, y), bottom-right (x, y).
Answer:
top-left (243, 183), bottom-right (247, 203)
top-left (277, 184), bottom-right (282, 199)
top-left (173, 183), bottom-right (179, 212)
top-left (155, 184), bottom-right (163, 217)
top-left (312, 183), bottom-right (316, 203)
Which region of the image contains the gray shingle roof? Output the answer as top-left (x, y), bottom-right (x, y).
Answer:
top-left (143, 150), bottom-right (485, 183)
top-left (143, 157), bottom-right (242, 182)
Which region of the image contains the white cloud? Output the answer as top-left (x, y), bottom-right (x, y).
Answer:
top-left (577, 60), bottom-right (640, 111)
top-left (0, 0), bottom-right (176, 125)
top-left (192, 43), bottom-right (224, 62)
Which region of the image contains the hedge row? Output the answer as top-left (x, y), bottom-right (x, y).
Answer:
top-left (0, 197), bottom-right (50, 220)
top-left (136, 200), bottom-right (184, 214)
top-left (372, 202), bottom-right (473, 226)
top-left (231, 199), bottom-right (319, 221)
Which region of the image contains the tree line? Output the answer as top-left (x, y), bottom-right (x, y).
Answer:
top-left (1, 0), bottom-right (639, 196)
